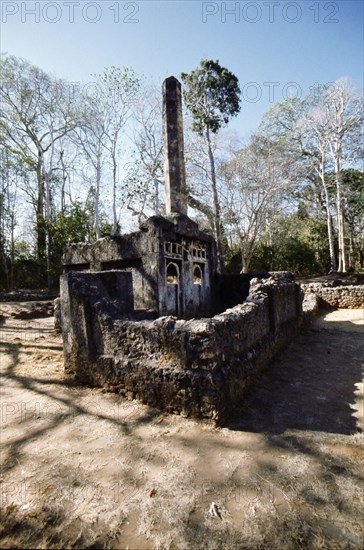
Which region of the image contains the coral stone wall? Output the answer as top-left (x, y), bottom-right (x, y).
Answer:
top-left (61, 273), bottom-right (303, 420)
top-left (302, 284), bottom-right (364, 309)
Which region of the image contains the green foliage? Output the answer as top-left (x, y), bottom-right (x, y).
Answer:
top-left (48, 202), bottom-right (90, 287)
top-left (99, 66), bottom-right (140, 101)
top-left (13, 257), bottom-right (41, 289)
top-left (251, 239), bottom-right (319, 276)
top-left (0, 240), bottom-right (40, 290)
top-left (222, 240), bottom-right (241, 273)
top-left (342, 169), bottom-right (364, 227)
top-left (342, 168), bottom-right (364, 268)
top-left (181, 59), bottom-right (241, 135)
top-left (52, 203), bottom-right (89, 245)
top-left (100, 223), bottom-right (113, 237)
top-left (1, 54), bottom-right (362, 288)
top-left (250, 213), bottom-right (332, 276)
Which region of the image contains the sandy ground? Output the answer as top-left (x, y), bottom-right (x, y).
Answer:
top-left (0, 308), bottom-right (363, 549)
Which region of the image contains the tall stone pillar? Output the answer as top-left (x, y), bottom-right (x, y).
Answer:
top-left (163, 76), bottom-right (187, 216)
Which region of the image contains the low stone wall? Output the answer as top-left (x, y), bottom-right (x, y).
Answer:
top-left (61, 273), bottom-right (303, 420)
top-left (302, 283), bottom-right (364, 309)
top-left (0, 290), bottom-right (58, 302)
top-left (302, 291), bottom-right (321, 322)
top-left (0, 300), bottom-right (55, 320)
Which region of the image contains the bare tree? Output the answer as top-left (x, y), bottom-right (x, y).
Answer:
top-left (222, 135), bottom-right (292, 273)
top-left (259, 81), bottom-right (363, 273)
top-left (71, 89), bottom-right (107, 240)
top-left (0, 143), bottom-right (21, 289)
top-left (294, 106), bottom-right (337, 271)
top-left (323, 79), bottom-right (363, 271)
top-left (0, 55), bottom-right (77, 286)
top-left (72, 68), bottom-right (139, 238)
top-left (128, 83), bottom-right (164, 222)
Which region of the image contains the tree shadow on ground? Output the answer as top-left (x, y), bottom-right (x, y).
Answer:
top-left (223, 316), bottom-right (363, 435)
top-left (0, 341), bottom-right (161, 475)
top-left (1, 313), bottom-right (363, 549)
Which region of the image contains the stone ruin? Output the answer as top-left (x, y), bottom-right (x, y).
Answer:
top-left (60, 76), bottom-right (305, 420)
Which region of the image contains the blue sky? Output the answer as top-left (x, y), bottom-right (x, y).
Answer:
top-left (1, 0), bottom-right (363, 136)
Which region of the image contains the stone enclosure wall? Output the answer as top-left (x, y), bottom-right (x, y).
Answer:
top-left (59, 73), bottom-right (364, 421)
top-left (61, 273), bottom-right (302, 420)
top-left (302, 283), bottom-right (364, 309)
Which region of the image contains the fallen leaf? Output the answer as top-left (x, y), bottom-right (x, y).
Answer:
top-left (5, 503), bottom-right (17, 516)
top-left (154, 413), bottom-right (168, 424)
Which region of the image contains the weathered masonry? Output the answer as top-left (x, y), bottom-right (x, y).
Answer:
top-left (62, 215), bottom-right (216, 320)
top-left (302, 283), bottom-right (364, 309)
top-left (63, 216), bottom-right (215, 318)
top-left (62, 77), bottom-right (216, 321)
top-left (60, 76), bottom-right (304, 420)
top-left (61, 273), bottom-right (302, 419)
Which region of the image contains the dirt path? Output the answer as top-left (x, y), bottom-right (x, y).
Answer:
top-left (0, 309), bottom-right (363, 549)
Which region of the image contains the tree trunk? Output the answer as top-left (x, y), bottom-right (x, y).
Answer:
top-left (0, 190), bottom-right (9, 290)
top-left (36, 150), bottom-right (47, 285)
top-left (154, 176), bottom-right (160, 215)
top-left (335, 154), bottom-right (346, 272)
top-left (95, 158), bottom-right (101, 240)
top-left (59, 149), bottom-right (67, 212)
top-left (188, 194), bottom-right (215, 228)
top-left (239, 238), bottom-right (253, 274)
top-left (111, 149), bottom-right (119, 236)
top-left (205, 126), bottom-right (224, 273)
top-left (266, 213), bottom-right (274, 271)
top-left (0, 241), bottom-right (9, 290)
top-left (348, 227), bottom-right (355, 269)
top-left (321, 166), bottom-right (336, 272)
top-left (240, 248), bottom-right (249, 274)
top-left (45, 173), bottom-right (53, 289)
top-left (326, 207), bottom-right (336, 272)
top-left (10, 209), bottom-right (15, 290)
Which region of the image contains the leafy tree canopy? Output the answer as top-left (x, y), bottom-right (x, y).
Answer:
top-left (181, 59), bottom-right (241, 135)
